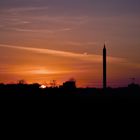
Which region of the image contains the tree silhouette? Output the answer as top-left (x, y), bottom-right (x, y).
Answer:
top-left (18, 80), bottom-right (26, 85)
top-left (50, 80), bottom-right (57, 88)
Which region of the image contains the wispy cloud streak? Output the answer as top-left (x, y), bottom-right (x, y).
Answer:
top-left (11, 27), bottom-right (72, 33)
top-left (2, 6), bottom-right (49, 13)
top-left (0, 44), bottom-right (125, 63)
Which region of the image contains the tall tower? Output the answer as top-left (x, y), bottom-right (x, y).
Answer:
top-left (103, 44), bottom-right (107, 89)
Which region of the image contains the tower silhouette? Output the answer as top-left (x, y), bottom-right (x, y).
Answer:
top-left (103, 44), bottom-right (107, 89)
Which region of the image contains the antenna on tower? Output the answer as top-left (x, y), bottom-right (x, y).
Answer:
top-left (103, 44), bottom-right (106, 50)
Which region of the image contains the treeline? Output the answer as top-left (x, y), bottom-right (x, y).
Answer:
top-left (0, 82), bottom-right (139, 99)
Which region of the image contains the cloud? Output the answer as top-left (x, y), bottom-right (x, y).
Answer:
top-left (10, 27), bottom-right (72, 33)
top-left (66, 41), bottom-right (98, 46)
top-left (11, 28), bottom-right (54, 33)
top-left (29, 15), bottom-right (90, 26)
top-left (0, 6), bottom-right (89, 33)
top-left (2, 6), bottom-right (49, 13)
top-left (0, 44), bottom-right (125, 63)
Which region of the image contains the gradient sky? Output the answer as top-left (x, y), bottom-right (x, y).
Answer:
top-left (0, 0), bottom-right (140, 87)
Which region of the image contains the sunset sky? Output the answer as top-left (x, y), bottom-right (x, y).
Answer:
top-left (0, 0), bottom-right (140, 87)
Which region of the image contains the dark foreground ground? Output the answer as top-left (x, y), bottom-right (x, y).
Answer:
top-left (0, 84), bottom-right (140, 102)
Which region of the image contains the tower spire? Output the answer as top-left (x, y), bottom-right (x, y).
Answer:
top-left (104, 44), bottom-right (106, 49)
top-left (103, 44), bottom-right (107, 89)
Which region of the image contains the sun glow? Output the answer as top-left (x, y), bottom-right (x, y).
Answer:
top-left (40, 85), bottom-right (47, 89)
top-left (30, 69), bottom-right (53, 74)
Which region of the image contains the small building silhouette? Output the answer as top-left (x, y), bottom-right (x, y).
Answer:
top-left (128, 83), bottom-right (140, 89)
top-left (62, 79), bottom-right (76, 89)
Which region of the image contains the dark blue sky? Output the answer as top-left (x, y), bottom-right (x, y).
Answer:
top-left (0, 0), bottom-right (140, 14)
